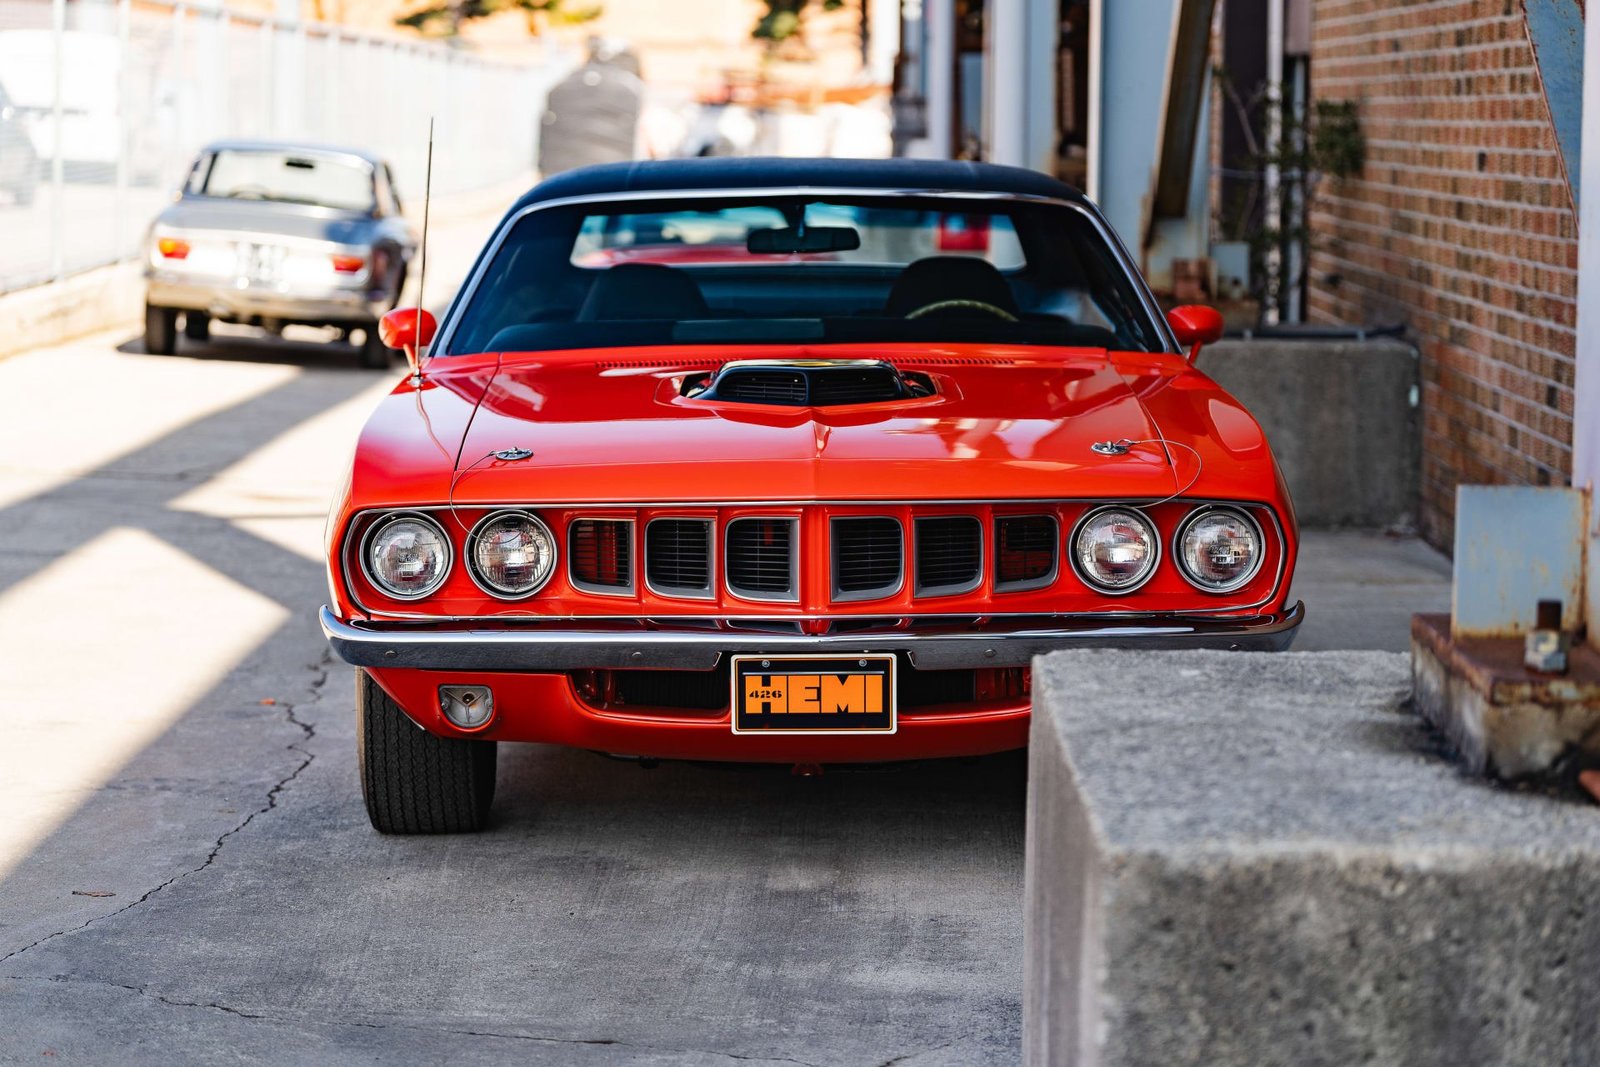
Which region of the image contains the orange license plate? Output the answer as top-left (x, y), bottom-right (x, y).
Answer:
top-left (731, 654), bottom-right (897, 735)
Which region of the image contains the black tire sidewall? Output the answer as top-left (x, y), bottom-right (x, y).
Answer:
top-left (357, 670), bottom-right (496, 833)
top-left (144, 304), bottom-right (177, 355)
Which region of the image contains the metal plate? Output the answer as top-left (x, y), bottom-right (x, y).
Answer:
top-left (731, 653), bottom-right (897, 735)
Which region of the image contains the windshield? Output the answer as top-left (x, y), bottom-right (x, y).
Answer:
top-left (444, 195), bottom-right (1167, 355)
top-left (191, 149), bottom-right (375, 212)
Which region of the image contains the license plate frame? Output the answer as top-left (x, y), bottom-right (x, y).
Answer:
top-left (730, 653), bottom-right (897, 735)
top-left (236, 242), bottom-right (282, 286)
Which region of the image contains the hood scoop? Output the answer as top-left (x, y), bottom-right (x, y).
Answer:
top-left (683, 359), bottom-right (935, 407)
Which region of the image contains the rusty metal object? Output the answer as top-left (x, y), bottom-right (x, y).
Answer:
top-left (1450, 486), bottom-right (1585, 639)
top-left (1412, 613), bottom-right (1600, 779)
top-left (1581, 770), bottom-right (1600, 806)
top-left (1524, 598), bottom-right (1572, 674)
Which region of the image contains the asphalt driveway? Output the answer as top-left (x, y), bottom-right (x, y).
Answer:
top-left (0, 287), bottom-right (1448, 1064)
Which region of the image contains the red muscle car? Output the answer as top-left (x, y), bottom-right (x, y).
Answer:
top-left (320, 158), bottom-right (1302, 833)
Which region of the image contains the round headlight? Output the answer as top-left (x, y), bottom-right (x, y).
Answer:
top-left (1177, 507), bottom-right (1264, 592)
top-left (1072, 506), bottom-right (1159, 593)
top-left (467, 511), bottom-right (557, 598)
top-left (363, 515), bottom-right (451, 599)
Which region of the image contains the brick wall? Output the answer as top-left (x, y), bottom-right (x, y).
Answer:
top-left (1305, 0), bottom-right (1577, 550)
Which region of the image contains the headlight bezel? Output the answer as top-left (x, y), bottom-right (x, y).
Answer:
top-left (465, 509), bottom-right (558, 600)
top-left (360, 512), bottom-right (454, 601)
top-left (1069, 504), bottom-right (1161, 595)
top-left (1174, 505), bottom-right (1267, 593)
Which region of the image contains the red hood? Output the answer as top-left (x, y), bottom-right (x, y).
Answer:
top-left (446, 344), bottom-right (1180, 504)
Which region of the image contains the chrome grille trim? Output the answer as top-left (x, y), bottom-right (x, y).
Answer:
top-left (994, 514), bottom-right (1059, 593)
top-left (644, 517), bottom-right (715, 600)
top-left (339, 500), bottom-right (1288, 620)
top-left (568, 517), bottom-right (636, 597)
top-left (913, 515), bottom-right (984, 597)
top-left (725, 516), bottom-right (800, 603)
top-left (830, 516), bottom-right (905, 602)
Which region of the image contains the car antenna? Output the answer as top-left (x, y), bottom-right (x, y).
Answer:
top-left (412, 118), bottom-right (434, 385)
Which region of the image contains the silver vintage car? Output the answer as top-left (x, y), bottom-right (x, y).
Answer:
top-left (144, 140), bottom-right (416, 367)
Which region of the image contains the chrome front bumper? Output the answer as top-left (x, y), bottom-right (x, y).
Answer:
top-left (319, 602), bottom-right (1304, 672)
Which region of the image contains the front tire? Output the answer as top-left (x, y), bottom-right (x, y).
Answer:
top-left (144, 303), bottom-right (177, 355)
top-left (358, 327), bottom-right (390, 369)
top-left (183, 310), bottom-right (209, 342)
top-left (357, 671), bottom-right (496, 833)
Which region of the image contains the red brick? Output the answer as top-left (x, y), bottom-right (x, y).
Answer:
top-left (1303, 0), bottom-right (1575, 548)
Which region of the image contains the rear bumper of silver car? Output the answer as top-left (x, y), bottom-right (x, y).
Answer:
top-left (319, 602), bottom-right (1304, 672)
top-left (147, 275), bottom-right (381, 324)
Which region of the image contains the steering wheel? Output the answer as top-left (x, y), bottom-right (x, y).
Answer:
top-left (903, 299), bottom-right (1018, 322)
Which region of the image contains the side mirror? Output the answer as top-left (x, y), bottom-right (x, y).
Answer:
top-left (379, 307), bottom-right (437, 375)
top-left (1167, 305), bottom-right (1225, 361)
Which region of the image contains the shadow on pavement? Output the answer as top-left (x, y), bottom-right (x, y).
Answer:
top-left (114, 326), bottom-right (403, 372)
top-left (0, 364), bottom-right (1026, 1063)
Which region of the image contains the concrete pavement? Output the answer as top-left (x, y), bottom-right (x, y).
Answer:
top-left (0, 281), bottom-right (1451, 1062)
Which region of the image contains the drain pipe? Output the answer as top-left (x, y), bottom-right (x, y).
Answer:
top-left (1579, 0), bottom-right (1600, 634)
top-left (1263, 0), bottom-right (1285, 325)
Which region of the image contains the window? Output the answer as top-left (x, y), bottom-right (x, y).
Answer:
top-left (192, 149), bottom-right (376, 213)
top-left (445, 195), bottom-right (1163, 355)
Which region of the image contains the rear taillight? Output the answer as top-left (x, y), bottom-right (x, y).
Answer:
top-left (157, 237), bottom-right (190, 259)
top-left (331, 254), bottom-right (365, 273)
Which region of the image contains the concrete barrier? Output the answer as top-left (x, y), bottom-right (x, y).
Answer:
top-left (1198, 339), bottom-right (1418, 529)
top-left (1025, 648), bottom-right (1600, 1067)
top-left (0, 262), bottom-right (145, 361)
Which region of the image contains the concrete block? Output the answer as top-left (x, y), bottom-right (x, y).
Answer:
top-left (1451, 485), bottom-right (1586, 637)
top-left (1198, 339), bottom-right (1417, 529)
top-left (1411, 613), bottom-right (1600, 778)
top-left (0, 262), bottom-right (144, 361)
top-left (1025, 648), bottom-right (1600, 1067)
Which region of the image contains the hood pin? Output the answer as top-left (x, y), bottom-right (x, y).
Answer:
top-left (494, 447), bottom-right (534, 461)
top-left (1091, 440), bottom-right (1133, 456)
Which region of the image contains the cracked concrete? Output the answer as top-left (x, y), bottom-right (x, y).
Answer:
top-left (0, 307), bottom-right (1027, 1066)
top-left (0, 219), bottom-right (1453, 1062)
top-left (2, 658), bottom-right (323, 972)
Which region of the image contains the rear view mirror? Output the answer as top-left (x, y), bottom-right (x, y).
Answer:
top-left (1167, 305), bottom-right (1225, 361)
top-left (747, 226), bottom-right (861, 254)
top-left (379, 307), bottom-right (437, 374)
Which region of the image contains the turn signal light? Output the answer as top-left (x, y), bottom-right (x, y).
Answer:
top-left (331, 254), bottom-right (365, 273)
top-left (157, 237), bottom-right (190, 259)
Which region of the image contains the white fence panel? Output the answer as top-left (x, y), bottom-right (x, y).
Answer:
top-left (0, 0), bottom-right (567, 294)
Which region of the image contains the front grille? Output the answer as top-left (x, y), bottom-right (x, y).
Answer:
top-left (915, 516), bottom-right (983, 595)
top-left (726, 517), bottom-right (797, 600)
top-left (996, 515), bottom-right (1058, 591)
top-left (569, 518), bottom-right (634, 593)
top-left (573, 664), bottom-right (1021, 715)
top-left (831, 517), bottom-right (903, 600)
top-left (645, 518), bottom-right (713, 596)
top-left (714, 370), bottom-right (808, 404)
top-left (610, 668), bottom-right (729, 714)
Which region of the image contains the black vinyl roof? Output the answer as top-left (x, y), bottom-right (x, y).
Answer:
top-left (511, 157), bottom-right (1088, 212)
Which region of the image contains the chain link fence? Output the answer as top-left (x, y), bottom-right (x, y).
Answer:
top-left (0, 0), bottom-right (569, 294)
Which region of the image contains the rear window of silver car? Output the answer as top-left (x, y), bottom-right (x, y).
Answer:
top-left (188, 150), bottom-right (375, 213)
